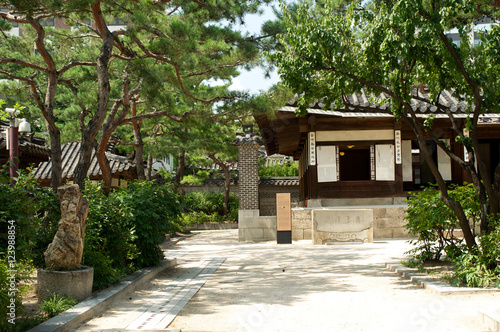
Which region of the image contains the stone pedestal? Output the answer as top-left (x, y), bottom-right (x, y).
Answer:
top-left (312, 209), bottom-right (373, 244)
top-left (37, 266), bottom-right (94, 303)
top-left (238, 210), bottom-right (277, 241)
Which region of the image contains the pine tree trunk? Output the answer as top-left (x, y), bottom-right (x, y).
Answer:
top-left (223, 165), bottom-right (230, 219)
top-left (73, 132), bottom-right (95, 189)
top-left (97, 138), bottom-right (112, 195)
top-left (146, 153), bottom-right (153, 180)
top-left (175, 149), bottom-right (186, 186)
top-left (132, 103), bottom-right (145, 180)
top-left (134, 127), bottom-right (146, 180)
top-left (47, 127), bottom-right (63, 192)
top-left (74, 5), bottom-right (114, 190)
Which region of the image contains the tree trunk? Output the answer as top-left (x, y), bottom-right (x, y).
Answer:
top-left (97, 138), bottom-right (112, 195)
top-left (222, 165), bottom-right (230, 219)
top-left (97, 76), bottom-right (139, 194)
top-left (175, 149), bottom-right (186, 186)
top-left (73, 132), bottom-right (95, 189)
top-left (47, 124), bottom-right (63, 192)
top-left (73, 5), bottom-right (114, 190)
top-left (207, 153), bottom-right (234, 220)
top-left (134, 124), bottom-right (146, 180)
top-left (132, 101), bottom-right (145, 180)
top-left (411, 120), bottom-right (478, 251)
top-left (146, 153), bottom-right (153, 180)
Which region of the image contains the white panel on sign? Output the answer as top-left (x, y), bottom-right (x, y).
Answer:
top-left (438, 139), bottom-right (452, 181)
top-left (317, 145), bottom-right (337, 183)
top-left (402, 140), bottom-right (413, 181)
top-left (375, 144), bottom-right (395, 181)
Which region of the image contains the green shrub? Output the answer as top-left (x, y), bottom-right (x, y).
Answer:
top-left (450, 218), bottom-right (500, 288)
top-left (0, 169), bottom-right (59, 330)
top-left (81, 181), bottom-right (137, 289)
top-left (0, 168), bottom-right (60, 264)
top-left (39, 293), bottom-right (78, 318)
top-left (182, 211), bottom-right (223, 225)
top-left (181, 192), bottom-right (239, 224)
top-left (404, 184), bottom-right (476, 263)
top-left (181, 170), bottom-right (211, 185)
top-left (259, 161), bottom-right (299, 177)
top-left (0, 256), bottom-right (34, 331)
top-left (404, 183), bottom-right (500, 288)
top-left (120, 181), bottom-right (183, 268)
top-left (1, 168), bottom-right (184, 295)
top-left (82, 180), bottom-right (183, 288)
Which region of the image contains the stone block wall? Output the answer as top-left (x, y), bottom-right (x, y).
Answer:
top-left (291, 206), bottom-right (409, 241)
top-left (238, 210), bottom-right (277, 241)
top-left (291, 208), bottom-right (312, 240)
top-left (372, 206), bottom-right (409, 238)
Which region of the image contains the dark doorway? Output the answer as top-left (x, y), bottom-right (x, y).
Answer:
top-left (339, 146), bottom-right (371, 181)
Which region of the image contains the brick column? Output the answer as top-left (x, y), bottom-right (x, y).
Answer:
top-left (234, 126), bottom-right (277, 242)
top-left (233, 130), bottom-right (261, 210)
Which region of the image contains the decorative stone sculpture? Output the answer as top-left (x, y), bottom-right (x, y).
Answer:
top-left (44, 184), bottom-right (89, 270)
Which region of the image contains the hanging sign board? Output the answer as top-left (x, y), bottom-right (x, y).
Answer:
top-left (309, 132), bottom-right (316, 166)
top-left (395, 130), bottom-right (402, 164)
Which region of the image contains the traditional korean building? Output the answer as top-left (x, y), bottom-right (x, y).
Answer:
top-left (255, 89), bottom-right (500, 206)
top-left (34, 141), bottom-right (137, 188)
top-left (0, 120), bottom-right (51, 170)
top-left (238, 90), bottom-right (500, 243)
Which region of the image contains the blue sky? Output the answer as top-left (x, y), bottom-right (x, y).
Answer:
top-left (225, 4), bottom-right (281, 94)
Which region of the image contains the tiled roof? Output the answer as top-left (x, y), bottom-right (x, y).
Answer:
top-left (284, 88), bottom-right (500, 118)
top-left (0, 120), bottom-right (51, 165)
top-left (182, 176), bottom-right (299, 187)
top-left (259, 177), bottom-right (299, 186)
top-left (197, 161), bottom-right (238, 172)
top-left (34, 141), bottom-right (136, 181)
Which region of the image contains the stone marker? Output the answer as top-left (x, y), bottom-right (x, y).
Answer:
top-left (312, 209), bottom-right (373, 244)
top-left (44, 184), bottom-right (89, 270)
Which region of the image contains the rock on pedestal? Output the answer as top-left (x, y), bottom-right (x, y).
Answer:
top-left (44, 184), bottom-right (89, 270)
top-left (38, 184), bottom-right (92, 303)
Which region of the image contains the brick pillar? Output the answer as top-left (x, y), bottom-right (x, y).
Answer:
top-left (233, 129), bottom-right (261, 210)
top-left (234, 126), bottom-right (277, 242)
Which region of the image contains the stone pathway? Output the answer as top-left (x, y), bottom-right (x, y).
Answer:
top-left (75, 230), bottom-right (499, 332)
top-left (125, 258), bottom-right (224, 330)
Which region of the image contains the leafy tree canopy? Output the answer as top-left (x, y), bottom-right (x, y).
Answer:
top-left (273, 0), bottom-right (500, 250)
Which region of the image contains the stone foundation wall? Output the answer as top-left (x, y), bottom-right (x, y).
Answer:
top-left (372, 206), bottom-right (409, 238)
top-left (291, 208), bottom-right (312, 240)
